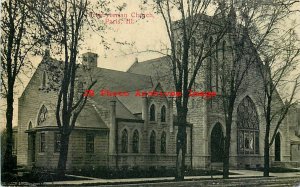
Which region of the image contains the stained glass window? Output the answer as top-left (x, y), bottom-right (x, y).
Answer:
top-left (121, 129), bottom-right (128, 153)
top-left (237, 96), bottom-right (259, 155)
top-left (37, 105), bottom-right (48, 126)
top-left (132, 130), bottom-right (139, 153)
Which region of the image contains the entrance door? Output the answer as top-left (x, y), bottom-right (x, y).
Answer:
top-left (275, 133), bottom-right (281, 161)
top-left (28, 133), bottom-right (36, 165)
top-left (211, 123), bottom-right (224, 162)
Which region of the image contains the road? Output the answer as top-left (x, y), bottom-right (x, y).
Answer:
top-left (94, 177), bottom-right (300, 187)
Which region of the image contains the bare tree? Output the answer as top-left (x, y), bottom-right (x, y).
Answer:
top-left (144, 0), bottom-right (230, 180)
top-left (1, 0), bottom-right (42, 173)
top-left (28, 0), bottom-right (103, 176)
top-left (258, 28), bottom-right (300, 177)
top-left (217, 0), bottom-right (299, 178)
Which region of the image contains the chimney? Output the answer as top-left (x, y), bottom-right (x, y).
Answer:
top-left (142, 96), bottom-right (148, 124)
top-left (82, 52), bottom-right (98, 69)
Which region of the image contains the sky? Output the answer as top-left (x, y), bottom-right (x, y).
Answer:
top-left (1, 0), bottom-right (300, 129)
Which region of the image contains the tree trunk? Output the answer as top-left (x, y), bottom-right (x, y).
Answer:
top-left (3, 87), bottom-right (15, 173)
top-left (175, 109), bottom-right (187, 181)
top-left (223, 107), bottom-right (233, 179)
top-left (57, 133), bottom-right (70, 177)
top-left (264, 123), bottom-right (270, 177)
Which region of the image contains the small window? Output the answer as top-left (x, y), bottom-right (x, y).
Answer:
top-left (37, 105), bottom-right (48, 126)
top-left (161, 131), bottom-right (166, 154)
top-left (150, 131), bottom-right (156, 153)
top-left (121, 129), bottom-right (128, 153)
top-left (150, 104), bottom-right (156, 121)
top-left (161, 105), bottom-right (166, 122)
top-left (54, 132), bottom-right (61, 153)
top-left (132, 130), bottom-right (139, 153)
top-left (86, 133), bottom-right (94, 153)
top-left (40, 133), bottom-right (45, 153)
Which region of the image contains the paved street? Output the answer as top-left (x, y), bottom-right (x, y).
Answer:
top-left (37, 169), bottom-right (300, 186)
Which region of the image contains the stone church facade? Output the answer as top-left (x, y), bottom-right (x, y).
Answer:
top-left (16, 15), bottom-right (300, 170)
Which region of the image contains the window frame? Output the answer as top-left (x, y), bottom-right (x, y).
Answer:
top-left (121, 129), bottom-right (128, 153)
top-left (150, 131), bottom-right (156, 154)
top-left (132, 130), bottom-right (139, 153)
top-left (40, 133), bottom-right (46, 153)
top-left (86, 133), bottom-right (94, 153)
top-left (54, 132), bottom-right (61, 153)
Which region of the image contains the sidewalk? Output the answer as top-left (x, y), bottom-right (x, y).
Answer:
top-left (42, 170), bottom-right (300, 186)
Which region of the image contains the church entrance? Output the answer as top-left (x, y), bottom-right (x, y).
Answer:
top-left (211, 123), bottom-right (224, 162)
top-left (28, 133), bottom-right (36, 165)
top-left (275, 133), bottom-right (281, 161)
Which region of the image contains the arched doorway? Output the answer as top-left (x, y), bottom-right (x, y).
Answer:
top-left (211, 123), bottom-right (224, 162)
top-left (275, 133), bottom-right (281, 161)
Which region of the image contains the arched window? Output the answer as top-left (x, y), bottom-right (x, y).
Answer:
top-left (132, 130), bottom-right (139, 153)
top-left (42, 71), bottom-right (47, 88)
top-left (121, 129), bottom-right (128, 153)
top-left (161, 131), bottom-right (166, 154)
top-left (150, 131), bottom-right (156, 153)
top-left (237, 96), bottom-right (259, 155)
top-left (28, 121), bottom-right (32, 129)
top-left (161, 105), bottom-right (166, 122)
top-left (37, 105), bottom-right (48, 126)
top-left (177, 40), bottom-right (182, 59)
top-left (150, 104), bottom-right (156, 121)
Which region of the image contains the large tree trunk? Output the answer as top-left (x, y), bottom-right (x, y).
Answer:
top-left (264, 123), bottom-right (270, 177)
top-left (3, 86), bottom-right (15, 173)
top-left (175, 108), bottom-right (187, 181)
top-left (57, 133), bottom-right (70, 177)
top-left (223, 105), bottom-right (233, 179)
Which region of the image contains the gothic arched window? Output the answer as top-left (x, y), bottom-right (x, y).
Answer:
top-left (150, 104), bottom-right (156, 121)
top-left (28, 121), bottom-right (32, 129)
top-left (37, 105), bottom-right (48, 126)
top-left (132, 130), bottom-right (139, 153)
top-left (150, 131), bottom-right (156, 153)
top-left (121, 129), bottom-right (128, 153)
top-left (237, 96), bottom-right (259, 155)
top-left (161, 131), bottom-right (166, 154)
top-left (161, 105), bottom-right (166, 122)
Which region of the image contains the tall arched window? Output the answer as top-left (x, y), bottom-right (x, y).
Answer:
top-left (121, 129), bottom-right (128, 153)
top-left (161, 105), bottom-right (166, 122)
top-left (132, 130), bottom-right (139, 153)
top-left (150, 104), bottom-right (156, 121)
top-left (150, 131), bottom-right (156, 153)
top-left (161, 131), bottom-right (166, 154)
top-left (237, 96), bottom-right (259, 155)
top-left (37, 105), bottom-right (48, 126)
top-left (28, 121), bottom-right (32, 130)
